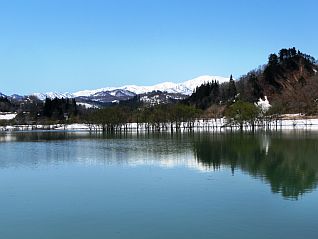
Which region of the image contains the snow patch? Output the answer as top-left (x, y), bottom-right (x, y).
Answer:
top-left (54, 124), bottom-right (91, 130)
top-left (76, 102), bottom-right (98, 109)
top-left (0, 112), bottom-right (17, 120)
top-left (256, 96), bottom-right (271, 112)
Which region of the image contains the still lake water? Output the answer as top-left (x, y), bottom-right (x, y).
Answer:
top-left (0, 131), bottom-right (318, 239)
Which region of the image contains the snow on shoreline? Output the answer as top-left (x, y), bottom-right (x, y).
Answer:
top-left (1, 117), bottom-right (318, 132)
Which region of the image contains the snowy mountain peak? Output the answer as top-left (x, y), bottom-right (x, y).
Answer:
top-left (30, 75), bottom-right (230, 105)
top-left (73, 75), bottom-right (230, 98)
top-left (108, 89), bottom-right (136, 97)
top-left (183, 75), bottom-right (229, 88)
top-left (32, 92), bottom-right (75, 101)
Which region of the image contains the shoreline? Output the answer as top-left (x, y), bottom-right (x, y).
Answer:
top-left (1, 117), bottom-right (318, 132)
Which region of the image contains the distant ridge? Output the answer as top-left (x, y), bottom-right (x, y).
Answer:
top-left (32, 75), bottom-right (229, 100)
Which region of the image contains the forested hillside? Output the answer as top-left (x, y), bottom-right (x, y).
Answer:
top-left (239, 48), bottom-right (318, 113)
top-left (188, 48), bottom-right (318, 115)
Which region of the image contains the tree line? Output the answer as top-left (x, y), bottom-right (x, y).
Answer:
top-left (84, 103), bottom-right (201, 132)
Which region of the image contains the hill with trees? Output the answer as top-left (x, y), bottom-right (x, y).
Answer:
top-left (237, 48), bottom-right (318, 114)
top-left (188, 48), bottom-right (318, 115)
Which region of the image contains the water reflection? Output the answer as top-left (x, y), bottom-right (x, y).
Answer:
top-left (192, 132), bottom-right (318, 199)
top-left (0, 131), bottom-right (195, 169)
top-left (1, 131), bottom-right (318, 199)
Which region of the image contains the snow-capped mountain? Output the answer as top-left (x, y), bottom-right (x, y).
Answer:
top-left (76, 89), bottom-right (136, 105)
top-left (10, 94), bottom-right (24, 100)
top-left (73, 75), bottom-right (229, 97)
top-left (29, 75), bottom-right (230, 106)
top-left (0, 92), bottom-right (25, 101)
top-left (32, 92), bottom-right (75, 101)
top-left (107, 89), bottom-right (136, 97)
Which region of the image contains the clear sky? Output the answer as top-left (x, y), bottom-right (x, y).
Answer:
top-left (1, 0), bottom-right (317, 95)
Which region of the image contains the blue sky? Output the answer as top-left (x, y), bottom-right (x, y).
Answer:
top-left (1, 0), bottom-right (317, 95)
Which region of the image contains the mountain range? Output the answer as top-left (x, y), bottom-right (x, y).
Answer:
top-left (32, 75), bottom-right (229, 99)
top-left (1, 75), bottom-right (230, 106)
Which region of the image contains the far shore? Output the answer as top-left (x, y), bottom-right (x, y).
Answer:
top-left (1, 115), bottom-right (318, 132)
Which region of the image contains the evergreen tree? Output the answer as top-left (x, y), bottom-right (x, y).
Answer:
top-left (248, 73), bottom-right (263, 102)
top-left (268, 54), bottom-right (278, 66)
top-left (228, 75), bottom-right (237, 101)
top-left (43, 97), bottom-right (78, 120)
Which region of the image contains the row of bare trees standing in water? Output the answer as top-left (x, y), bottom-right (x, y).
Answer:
top-left (83, 101), bottom-right (288, 133)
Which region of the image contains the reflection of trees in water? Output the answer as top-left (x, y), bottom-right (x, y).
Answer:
top-left (0, 131), bottom-right (193, 168)
top-left (192, 133), bottom-right (318, 199)
top-left (2, 131), bottom-right (318, 199)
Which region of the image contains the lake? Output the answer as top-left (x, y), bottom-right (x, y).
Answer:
top-left (0, 131), bottom-right (317, 239)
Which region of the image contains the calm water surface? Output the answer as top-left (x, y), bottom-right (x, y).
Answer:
top-left (0, 131), bottom-right (318, 239)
